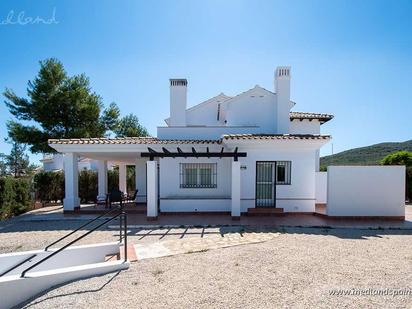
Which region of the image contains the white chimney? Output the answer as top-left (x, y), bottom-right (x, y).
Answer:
top-left (275, 66), bottom-right (291, 134)
top-left (169, 79), bottom-right (187, 126)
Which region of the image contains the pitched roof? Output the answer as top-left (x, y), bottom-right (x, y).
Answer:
top-left (49, 134), bottom-right (330, 145)
top-left (48, 137), bottom-right (221, 145)
top-left (289, 112), bottom-right (333, 123)
top-left (222, 134), bottom-right (331, 140)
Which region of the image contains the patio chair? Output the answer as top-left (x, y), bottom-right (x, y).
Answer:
top-left (108, 189), bottom-right (123, 209)
top-left (125, 189), bottom-right (138, 205)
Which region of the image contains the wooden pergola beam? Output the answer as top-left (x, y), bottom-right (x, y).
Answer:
top-left (141, 147), bottom-right (247, 161)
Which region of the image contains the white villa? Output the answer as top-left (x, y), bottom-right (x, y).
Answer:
top-left (49, 66), bottom-right (406, 220)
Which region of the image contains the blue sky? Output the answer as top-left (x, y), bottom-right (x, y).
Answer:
top-left (0, 0), bottom-right (411, 164)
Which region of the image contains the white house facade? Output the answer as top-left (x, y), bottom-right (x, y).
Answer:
top-left (49, 66), bottom-right (405, 220)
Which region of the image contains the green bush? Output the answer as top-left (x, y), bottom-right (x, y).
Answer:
top-left (33, 167), bottom-right (137, 205)
top-left (79, 170), bottom-right (98, 203)
top-left (0, 177), bottom-right (32, 219)
top-left (33, 171), bottom-right (65, 203)
top-left (381, 151), bottom-right (412, 201)
top-left (108, 169), bottom-right (119, 193)
top-left (407, 167), bottom-right (412, 201)
top-left (107, 167), bottom-right (136, 195)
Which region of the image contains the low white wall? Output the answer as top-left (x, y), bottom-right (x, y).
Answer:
top-left (0, 242), bottom-right (128, 309)
top-left (315, 172), bottom-right (327, 204)
top-left (327, 166), bottom-right (405, 217)
top-left (0, 260), bottom-right (129, 309)
top-left (161, 199), bottom-right (231, 212)
top-left (0, 242), bottom-right (120, 276)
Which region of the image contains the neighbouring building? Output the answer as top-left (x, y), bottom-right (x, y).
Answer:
top-left (41, 154), bottom-right (114, 172)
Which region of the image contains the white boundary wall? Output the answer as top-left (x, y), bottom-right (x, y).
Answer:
top-left (326, 166), bottom-right (405, 217)
top-left (315, 172), bottom-right (327, 204)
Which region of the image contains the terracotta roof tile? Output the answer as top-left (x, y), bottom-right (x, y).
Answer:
top-left (289, 112), bottom-right (333, 123)
top-left (49, 134), bottom-right (331, 145)
top-left (48, 137), bottom-right (221, 145)
top-left (222, 134), bottom-right (331, 140)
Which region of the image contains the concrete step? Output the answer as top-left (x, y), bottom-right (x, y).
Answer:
top-left (247, 207), bottom-right (285, 216)
top-left (119, 244), bottom-right (138, 262)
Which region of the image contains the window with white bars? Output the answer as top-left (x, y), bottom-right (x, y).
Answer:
top-left (180, 163), bottom-right (217, 188)
top-left (276, 161), bottom-right (291, 185)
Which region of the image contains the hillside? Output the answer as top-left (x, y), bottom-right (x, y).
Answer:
top-left (320, 139), bottom-right (412, 166)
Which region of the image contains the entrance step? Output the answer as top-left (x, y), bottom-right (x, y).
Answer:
top-left (247, 207), bottom-right (285, 216)
top-left (120, 244), bottom-right (138, 262)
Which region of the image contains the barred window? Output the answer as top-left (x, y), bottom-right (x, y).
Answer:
top-left (180, 163), bottom-right (217, 188)
top-left (276, 161), bottom-right (291, 185)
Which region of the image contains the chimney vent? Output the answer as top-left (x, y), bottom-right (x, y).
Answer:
top-left (170, 79), bottom-right (187, 86)
top-left (276, 67), bottom-right (291, 78)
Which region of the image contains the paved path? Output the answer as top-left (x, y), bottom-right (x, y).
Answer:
top-left (134, 227), bottom-right (280, 259)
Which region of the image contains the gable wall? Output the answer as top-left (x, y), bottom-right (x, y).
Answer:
top-left (289, 119), bottom-right (321, 134)
top-left (186, 100), bottom-right (221, 126)
top-left (223, 92), bottom-right (277, 133)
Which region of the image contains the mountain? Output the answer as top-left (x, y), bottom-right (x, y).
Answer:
top-left (320, 139), bottom-right (412, 166)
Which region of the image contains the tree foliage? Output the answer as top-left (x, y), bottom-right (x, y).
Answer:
top-left (0, 154), bottom-right (7, 177)
top-left (381, 151), bottom-right (412, 201)
top-left (0, 177), bottom-right (32, 219)
top-left (113, 114), bottom-right (149, 137)
top-left (381, 151), bottom-right (412, 166)
top-left (4, 143), bottom-right (30, 177)
top-left (3, 58), bottom-right (120, 153)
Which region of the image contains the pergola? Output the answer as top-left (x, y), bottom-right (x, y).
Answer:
top-left (141, 146), bottom-right (247, 161)
top-left (141, 146), bottom-right (247, 220)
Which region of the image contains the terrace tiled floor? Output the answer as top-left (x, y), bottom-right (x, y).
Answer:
top-left (13, 204), bottom-right (412, 229)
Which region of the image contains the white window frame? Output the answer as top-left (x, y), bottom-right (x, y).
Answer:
top-left (180, 163), bottom-right (217, 188)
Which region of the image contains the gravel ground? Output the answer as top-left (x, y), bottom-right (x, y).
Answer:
top-left (1, 218), bottom-right (411, 309)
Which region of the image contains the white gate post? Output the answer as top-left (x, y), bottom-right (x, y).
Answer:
top-left (63, 153), bottom-right (80, 211)
top-left (146, 160), bottom-right (158, 220)
top-left (231, 160), bottom-right (241, 219)
top-left (97, 160), bottom-right (108, 199)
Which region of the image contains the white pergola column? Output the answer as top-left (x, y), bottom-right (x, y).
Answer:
top-left (118, 163), bottom-right (127, 193)
top-left (135, 158), bottom-right (147, 203)
top-left (231, 160), bottom-right (241, 219)
top-left (63, 153), bottom-right (80, 211)
top-left (146, 160), bottom-right (158, 220)
top-left (97, 160), bottom-right (108, 199)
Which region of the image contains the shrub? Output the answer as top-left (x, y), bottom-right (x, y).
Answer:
top-left (107, 166), bottom-right (135, 195)
top-left (33, 171), bottom-right (64, 203)
top-left (0, 177), bottom-right (32, 219)
top-left (381, 151), bottom-right (412, 201)
top-left (108, 169), bottom-right (119, 193)
top-left (79, 170), bottom-right (98, 203)
top-left (33, 167), bottom-right (137, 205)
